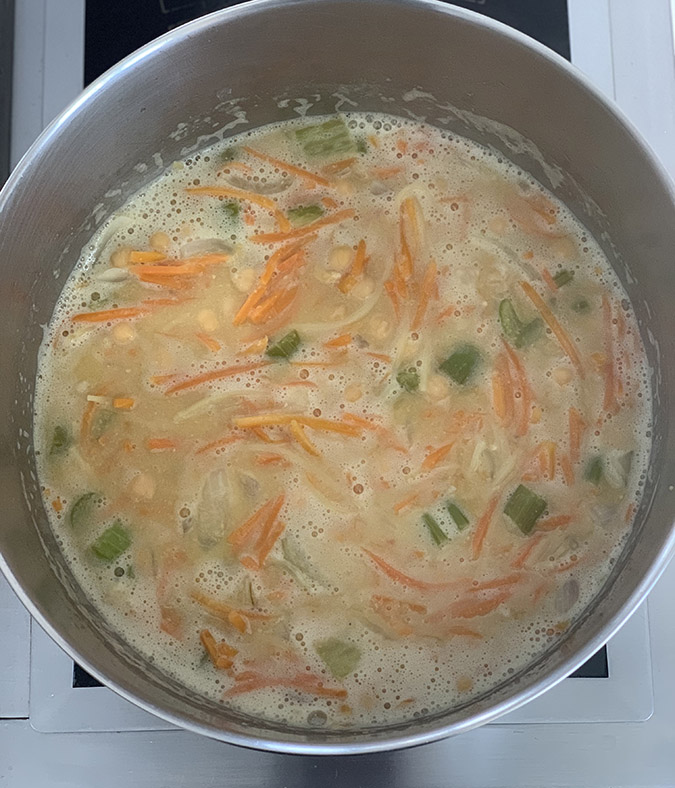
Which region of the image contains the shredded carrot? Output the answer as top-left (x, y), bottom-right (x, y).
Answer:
top-left (469, 573), bottom-right (522, 592)
top-left (321, 196), bottom-right (339, 210)
top-left (191, 590), bottom-right (273, 626)
top-left (362, 548), bottom-right (460, 591)
top-left (366, 352), bottom-right (391, 363)
top-left (537, 515), bottom-right (572, 531)
top-left (196, 333), bottom-right (221, 353)
top-left (186, 185), bottom-right (277, 211)
top-left (411, 259), bottom-right (438, 330)
top-left (134, 271), bottom-right (193, 288)
top-left (233, 239), bottom-right (309, 325)
top-left (542, 268), bottom-right (558, 292)
top-left (568, 406), bottom-right (586, 464)
top-left (421, 442), bottom-right (455, 471)
top-left (371, 166), bottom-right (403, 179)
top-left (200, 629), bottom-right (238, 670)
top-left (471, 494), bottom-right (500, 561)
top-left (219, 160), bottom-right (253, 174)
top-left (159, 606), bottom-right (184, 640)
top-left (540, 440), bottom-right (556, 481)
top-left (322, 157), bottom-right (357, 175)
top-left (450, 590), bottom-right (512, 619)
top-left (520, 281), bottom-right (584, 377)
top-left (112, 397), bottom-right (134, 410)
top-left (602, 294), bottom-right (620, 414)
top-left (502, 339), bottom-right (532, 437)
top-left (323, 333), bottom-right (352, 349)
top-left (72, 306), bottom-right (147, 323)
top-left (393, 493), bottom-right (419, 513)
top-left (242, 145), bottom-right (330, 187)
top-left (129, 250), bottom-right (167, 264)
top-left (254, 452), bottom-right (290, 467)
top-left (492, 363), bottom-right (509, 425)
top-left (625, 502), bottom-right (636, 523)
top-left (228, 495), bottom-right (286, 570)
top-left (51, 497), bottom-right (63, 513)
top-left (146, 438), bottom-right (177, 451)
top-left (338, 240), bottom-right (369, 294)
top-left (289, 419), bottom-right (320, 456)
top-left (233, 413), bottom-right (361, 436)
top-left (444, 626), bottom-right (484, 640)
top-left (384, 279), bottom-right (400, 317)
top-left (195, 433), bottom-right (243, 455)
top-left (164, 362), bottom-right (268, 394)
top-left (224, 671), bottom-right (347, 699)
top-left (511, 533), bottom-right (544, 569)
top-left (249, 208), bottom-right (354, 244)
top-left (560, 453), bottom-right (574, 486)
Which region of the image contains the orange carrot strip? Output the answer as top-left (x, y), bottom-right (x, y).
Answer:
top-left (249, 208), bottom-right (355, 244)
top-left (469, 573), bottom-right (522, 592)
top-left (502, 339), bottom-right (532, 437)
top-left (362, 548), bottom-right (460, 591)
top-left (160, 606), bottom-right (184, 640)
top-left (195, 433), bottom-right (243, 455)
top-left (72, 306), bottom-right (147, 323)
top-left (165, 362), bottom-right (268, 395)
top-left (321, 196), bottom-right (339, 210)
top-left (200, 629), bottom-right (238, 670)
top-left (233, 413), bottom-right (360, 436)
top-left (224, 672), bottom-right (346, 699)
top-left (146, 438), bottom-right (177, 451)
top-left (186, 185), bottom-right (277, 211)
top-left (542, 269), bottom-right (558, 292)
top-left (128, 250), bottom-right (167, 264)
top-left (191, 591), bottom-right (273, 623)
top-left (450, 590), bottom-right (511, 619)
top-left (322, 157), bottom-right (357, 175)
top-left (537, 515), bottom-right (572, 531)
top-left (421, 442), bottom-right (455, 471)
top-left (323, 333), bottom-right (352, 349)
top-left (196, 333), bottom-right (221, 353)
top-left (411, 259), bottom-right (438, 330)
top-left (393, 493), bottom-right (419, 513)
top-left (366, 352), bottom-right (391, 363)
top-left (560, 453), bottom-right (574, 486)
top-left (602, 294), bottom-right (620, 414)
top-left (444, 626), bottom-right (484, 640)
top-left (112, 397), bottom-right (134, 410)
top-left (471, 494), bottom-right (500, 561)
top-left (511, 533), bottom-right (544, 569)
top-left (289, 419), bottom-right (320, 456)
top-left (625, 502), bottom-right (636, 523)
top-left (254, 453), bottom-right (290, 467)
top-left (338, 240), bottom-right (369, 294)
top-left (521, 281), bottom-right (584, 376)
top-left (371, 166), bottom-right (403, 179)
top-left (230, 495), bottom-right (286, 570)
top-left (135, 271), bottom-right (193, 288)
top-left (242, 145), bottom-right (330, 187)
top-left (568, 406), bottom-right (586, 464)
top-left (384, 279), bottom-right (400, 317)
top-left (492, 365), bottom-right (509, 424)
top-left (226, 497), bottom-right (279, 548)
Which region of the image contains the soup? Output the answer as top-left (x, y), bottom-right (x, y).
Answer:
top-left (34, 113), bottom-right (651, 729)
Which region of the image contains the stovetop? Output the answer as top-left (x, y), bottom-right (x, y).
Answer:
top-left (3, 0), bottom-right (675, 786)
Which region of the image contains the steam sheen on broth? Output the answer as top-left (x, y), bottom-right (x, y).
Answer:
top-left (34, 113), bottom-right (651, 729)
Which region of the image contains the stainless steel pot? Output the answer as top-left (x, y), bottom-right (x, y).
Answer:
top-left (1, 0), bottom-right (675, 755)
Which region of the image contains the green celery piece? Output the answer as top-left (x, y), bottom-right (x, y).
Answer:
top-left (355, 138), bottom-right (368, 154)
top-left (287, 204), bottom-right (324, 227)
top-left (553, 269), bottom-right (575, 288)
top-left (91, 521), bottom-right (131, 563)
top-left (584, 455), bottom-right (604, 485)
top-left (222, 201), bottom-right (240, 219)
top-left (315, 637), bottom-right (361, 679)
top-left (90, 409), bottom-right (116, 440)
top-left (446, 502), bottom-right (469, 531)
top-left (439, 344), bottom-right (480, 385)
top-left (69, 492), bottom-right (97, 529)
top-left (266, 329), bottom-right (302, 360)
top-left (295, 118), bottom-right (356, 158)
top-left (504, 485), bottom-right (547, 534)
top-left (572, 298), bottom-right (591, 314)
top-left (516, 318), bottom-right (543, 348)
top-left (422, 513), bottom-right (448, 546)
top-left (498, 299), bottom-right (523, 343)
top-left (49, 425), bottom-right (71, 456)
top-left (220, 147), bottom-right (237, 162)
top-left (499, 299), bottom-right (541, 348)
top-left (396, 368), bottom-right (420, 392)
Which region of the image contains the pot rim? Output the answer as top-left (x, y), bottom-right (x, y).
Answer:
top-left (2, 0), bottom-right (675, 755)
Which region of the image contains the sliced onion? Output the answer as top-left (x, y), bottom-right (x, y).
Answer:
top-left (178, 238), bottom-right (233, 258)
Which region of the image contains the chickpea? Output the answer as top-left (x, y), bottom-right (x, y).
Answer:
top-left (112, 323), bottom-right (136, 345)
top-left (197, 308), bottom-right (219, 333)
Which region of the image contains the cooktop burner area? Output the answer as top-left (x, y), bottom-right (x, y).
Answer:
top-left (84, 0), bottom-right (570, 85)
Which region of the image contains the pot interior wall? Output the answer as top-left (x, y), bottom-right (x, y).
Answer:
top-left (1, 0), bottom-right (675, 751)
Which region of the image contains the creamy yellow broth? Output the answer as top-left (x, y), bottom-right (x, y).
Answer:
top-left (34, 113), bottom-right (651, 729)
